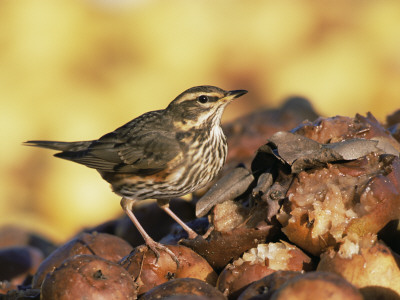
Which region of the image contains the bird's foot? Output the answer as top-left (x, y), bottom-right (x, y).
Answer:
top-left (184, 227), bottom-right (198, 240)
top-left (145, 240), bottom-right (180, 268)
top-left (202, 225), bottom-right (214, 239)
top-left (120, 197), bottom-right (180, 267)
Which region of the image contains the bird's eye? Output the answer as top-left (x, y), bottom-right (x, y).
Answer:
top-left (198, 95), bottom-right (209, 104)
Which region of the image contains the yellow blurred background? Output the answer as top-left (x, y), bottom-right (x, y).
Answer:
top-left (1, 0), bottom-right (400, 243)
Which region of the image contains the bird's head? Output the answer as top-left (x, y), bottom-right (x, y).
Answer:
top-left (167, 85), bottom-right (247, 129)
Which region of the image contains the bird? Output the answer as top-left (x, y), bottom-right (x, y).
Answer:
top-left (25, 85), bottom-right (247, 263)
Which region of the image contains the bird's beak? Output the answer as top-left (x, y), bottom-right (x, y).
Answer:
top-left (223, 89), bottom-right (248, 102)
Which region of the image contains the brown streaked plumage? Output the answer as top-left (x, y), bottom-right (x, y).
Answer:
top-left (25, 85), bottom-right (247, 263)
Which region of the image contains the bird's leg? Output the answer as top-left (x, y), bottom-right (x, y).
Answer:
top-left (120, 197), bottom-right (179, 266)
top-left (156, 199), bottom-right (198, 239)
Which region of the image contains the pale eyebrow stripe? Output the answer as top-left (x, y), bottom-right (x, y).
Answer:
top-left (175, 92), bottom-right (222, 104)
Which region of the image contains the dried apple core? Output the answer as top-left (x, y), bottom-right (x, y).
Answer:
top-left (234, 242), bottom-right (295, 270)
top-left (212, 200), bottom-right (248, 232)
top-left (337, 233), bottom-right (377, 258)
top-left (282, 153), bottom-right (388, 244)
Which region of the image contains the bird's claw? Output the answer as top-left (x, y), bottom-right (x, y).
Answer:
top-left (146, 241), bottom-right (180, 268)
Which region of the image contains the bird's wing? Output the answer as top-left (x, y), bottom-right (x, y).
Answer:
top-left (94, 131), bottom-right (181, 172)
top-left (56, 112), bottom-right (182, 174)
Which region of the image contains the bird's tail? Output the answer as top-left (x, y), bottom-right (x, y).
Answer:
top-left (24, 140), bottom-right (93, 152)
